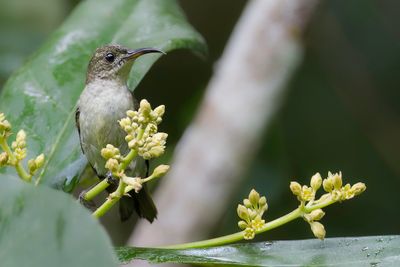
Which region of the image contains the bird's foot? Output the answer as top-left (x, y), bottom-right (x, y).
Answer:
top-left (106, 172), bottom-right (118, 186)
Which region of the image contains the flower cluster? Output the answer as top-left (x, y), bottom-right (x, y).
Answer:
top-left (0, 112), bottom-right (45, 181)
top-left (237, 189), bottom-right (268, 240)
top-left (0, 113), bottom-right (12, 138)
top-left (290, 171), bottom-right (366, 239)
top-left (120, 99), bottom-right (167, 160)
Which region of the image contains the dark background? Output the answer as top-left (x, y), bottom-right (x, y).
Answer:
top-left (0, 0), bottom-right (399, 241)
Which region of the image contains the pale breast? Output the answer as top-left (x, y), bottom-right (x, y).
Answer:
top-left (78, 80), bottom-right (134, 175)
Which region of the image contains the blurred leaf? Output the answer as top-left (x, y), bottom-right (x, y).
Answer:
top-left (0, 177), bottom-right (117, 267)
top-left (0, 0), bottom-right (206, 190)
top-left (116, 236), bottom-right (400, 266)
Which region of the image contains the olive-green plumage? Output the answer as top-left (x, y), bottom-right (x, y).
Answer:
top-left (76, 44), bottom-right (164, 222)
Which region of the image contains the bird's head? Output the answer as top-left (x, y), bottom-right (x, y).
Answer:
top-left (86, 44), bottom-right (165, 84)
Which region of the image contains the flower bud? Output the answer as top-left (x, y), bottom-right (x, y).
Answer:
top-left (351, 182), bottom-right (366, 196)
top-left (323, 178), bottom-right (334, 192)
top-left (148, 146), bottom-right (165, 158)
top-left (105, 158), bottom-right (119, 172)
top-left (34, 154), bottom-right (45, 168)
top-left (152, 164), bottom-right (170, 178)
top-left (28, 159), bottom-right (37, 174)
top-left (139, 99), bottom-right (151, 116)
top-left (310, 221), bottom-right (326, 240)
top-left (237, 204), bottom-right (249, 221)
top-left (332, 172), bottom-right (343, 189)
top-left (243, 199), bottom-right (252, 208)
top-left (238, 220), bottom-right (248, 230)
top-left (290, 181), bottom-right (302, 196)
top-left (119, 118), bottom-right (131, 128)
top-left (258, 196), bottom-right (267, 207)
top-left (154, 105), bottom-right (165, 117)
top-left (0, 152), bottom-right (8, 166)
top-left (310, 172), bottom-right (322, 191)
top-left (248, 189), bottom-right (260, 206)
top-left (16, 130), bottom-right (26, 143)
top-left (125, 134), bottom-right (134, 142)
top-left (126, 110), bottom-right (136, 118)
top-left (309, 209), bottom-right (325, 221)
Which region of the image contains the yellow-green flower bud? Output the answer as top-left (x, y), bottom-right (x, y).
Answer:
top-left (139, 99), bottom-right (151, 116)
top-left (126, 110), bottom-right (136, 118)
top-left (290, 181), bottom-right (302, 196)
top-left (332, 172), bottom-right (343, 189)
top-left (309, 209), bottom-right (325, 221)
top-left (0, 152), bottom-right (8, 166)
top-left (310, 172), bottom-right (322, 191)
top-left (152, 164), bottom-right (170, 178)
top-left (323, 178), bottom-right (334, 192)
top-left (154, 105), bottom-right (165, 117)
top-left (243, 227), bottom-right (255, 240)
top-left (148, 146), bottom-right (165, 158)
top-left (258, 196), bottom-right (267, 207)
top-left (28, 159), bottom-right (37, 174)
top-left (125, 134), bottom-right (134, 142)
top-left (128, 140), bottom-right (138, 149)
top-left (105, 158), bottom-right (119, 173)
top-left (243, 199), bottom-right (252, 208)
top-left (310, 221), bottom-right (326, 240)
top-left (16, 130), bottom-right (26, 143)
top-left (351, 182), bottom-right (366, 196)
top-left (101, 148), bottom-right (114, 159)
top-left (119, 118), bottom-right (131, 128)
top-left (249, 209), bottom-right (257, 220)
top-left (238, 220), bottom-right (248, 230)
top-left (237, 204), bottom-right (249, 221)
top-left (249, 189), bottom-right (260, 206)
top-left (35, 154), bottom-right (45, 168)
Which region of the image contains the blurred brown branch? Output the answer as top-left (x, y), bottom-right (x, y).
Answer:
top-left (127, 0), bottom-right (317, 265)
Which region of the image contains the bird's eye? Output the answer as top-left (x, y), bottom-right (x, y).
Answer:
top-left (105, 52), bottom-right (115, 63)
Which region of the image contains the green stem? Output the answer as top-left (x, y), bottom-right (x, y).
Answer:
top-left (162, 208), bottom-right (303, 249)
top-left (0, 138), bottom-right (31, 182)
top-left (93, 178), bottom-right (126, 218)
top-left (162, 197), bottom-right (338, 250)
top-left (84, 178), bottom-right (110, 201)
top-left (93, 196), bottom-right (120, 218)
top-left (120, 128), bottom-right (145, 170)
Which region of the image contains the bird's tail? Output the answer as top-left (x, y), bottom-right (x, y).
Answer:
top-left (119, 185), bottom-right (157, 222)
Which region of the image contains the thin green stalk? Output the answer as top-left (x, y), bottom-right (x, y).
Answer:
top-left (162, 208), bottom-right (303, 249)
top-left (84, 178), bottom-right (110, 201)
top-left (93, 196), bottom-right (120, 218)
top-left (120, 128), bottom-right (144, 169)
top-left (162, 197), bottom-right (338, 250)
top-left (0, 138), bottom-right (31, 182)
top-left (93, 177), bottom-right (126, 218)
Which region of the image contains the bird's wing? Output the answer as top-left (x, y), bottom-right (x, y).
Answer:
top-left (75, 107), bottom-right (84, 154)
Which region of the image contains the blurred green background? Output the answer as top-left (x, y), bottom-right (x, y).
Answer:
top-left (0, 0), bottom-right (399, 243)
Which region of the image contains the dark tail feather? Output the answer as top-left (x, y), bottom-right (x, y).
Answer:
top-left (119, 185), bottom-right (157, 222)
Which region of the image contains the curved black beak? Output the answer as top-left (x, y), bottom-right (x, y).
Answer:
top-left (125, 48), bottom-right (166, 60)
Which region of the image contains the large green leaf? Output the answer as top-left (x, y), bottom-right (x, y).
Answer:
top-left (0, 0), bottom-right (206, 189)
top-left (116, 236), bottom-right (400, 266)
top-left (0, 176), bottom-right (117, 267)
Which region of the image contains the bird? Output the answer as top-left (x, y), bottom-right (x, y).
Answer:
top-left (76, 44), bottom-right (164, 222)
